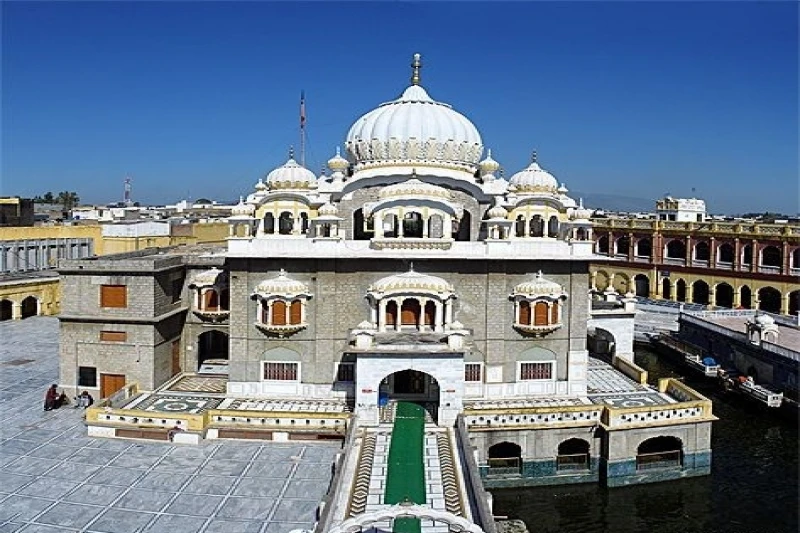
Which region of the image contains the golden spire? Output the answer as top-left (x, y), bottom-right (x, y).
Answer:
top-left (410, 53), bottom-right (422, 85)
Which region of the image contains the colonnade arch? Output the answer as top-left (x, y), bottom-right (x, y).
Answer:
top-left (20, 296), bottom-right (38, 319)
top-left (714, 283), bottom-right (734, 309)
top-left (0, 300), bottom-right (12, 321)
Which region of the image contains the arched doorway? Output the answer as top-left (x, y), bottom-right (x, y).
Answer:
top-left (596, 235), bottom-right (610, 255)
top-left (661, 278), bottom-right (672, 300)
top-left (741, 285), bottom-right (752, 309)
top-left (379, 369), bottom-right (440, 422)
top-left (487, 442), bottom-right (522, 477)
top-left (758, 287), bottom-right (781, 313)
top-left (636, 436), bottom-right (683, 470)
top-left (789, 290), bottom-right (800, 317)
top-left (692, 280), bottom-right (710, 305)
top-left (20, 296), bottom-right (38, 319)
top-left (197, 330), bottom-right (229, 370)
top-left (400, 299), bottom-right (421, 328)
top-left (676, 279), bottom-right (687, 302)
top-left (0, 300), bottom-right (12, 321)
top-left (634, 274), bottom-right (650, 297)
top-left (557, 438), bottom-right (590, 471)
top-left (715, 283), bottom-right (734, 309)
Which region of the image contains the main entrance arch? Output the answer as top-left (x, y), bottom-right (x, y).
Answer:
top-left (356, 354), bottom-right (463, 427)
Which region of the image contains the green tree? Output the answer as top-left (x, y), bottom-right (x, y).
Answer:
top-left (57, 191), bottom-right (80, 210)
top-left (43, 191), bottom-right (55, 203)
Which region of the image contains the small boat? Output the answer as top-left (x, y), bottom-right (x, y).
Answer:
top-left (684, 354), bottom-right (721, 377)
top-left (718, 368), bottom-right (783, 408)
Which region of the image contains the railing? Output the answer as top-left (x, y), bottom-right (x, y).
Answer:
top-left (486, 457), bottom-right (521, 477)
top-left (556, 453), bottom-right (589, 471)
top-left (455, 416), bottom-right (498, 533)
top-left (636, 450), bottom-right (682, 470)
top-left (663, 257), bottom-right (686, 265)
top-left (314, 416), bottom-right (359, 533)
top-left (758, 265), bottom-right (781, 275)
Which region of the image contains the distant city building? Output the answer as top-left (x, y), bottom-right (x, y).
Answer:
top-left (656, 196), bottom-right (707, 222)
top-left (0, 197), bottom-right (34, 227)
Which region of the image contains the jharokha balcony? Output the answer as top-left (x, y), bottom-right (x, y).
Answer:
top-left (193, 307), bottom-right (231, 322)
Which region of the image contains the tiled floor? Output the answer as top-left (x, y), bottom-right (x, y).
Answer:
top-left (0, 317), bottom-right (341, 533)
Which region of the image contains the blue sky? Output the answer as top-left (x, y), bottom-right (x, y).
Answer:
top-left (2, 1), bottom-right (797, 214)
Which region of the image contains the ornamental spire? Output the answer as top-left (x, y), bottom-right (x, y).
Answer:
top-left (289, 146), bottom-right (295, 160)
top-left (531, 150), bottom-right (538, 164)
top-left (410, 53), bottom-right (422, 86)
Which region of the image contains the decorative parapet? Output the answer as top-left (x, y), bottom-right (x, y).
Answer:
top-left (464, 404), bottom-right (603, 430)
top-left (370, 238), bottom-right (454, 250)
top-left (600, 378), bottom-right (715, 429)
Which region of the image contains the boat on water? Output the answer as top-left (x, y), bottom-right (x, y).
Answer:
top-left (718, 368), bottom-right (784, 408)
top-left (684, 354), bottom-right (721, 377)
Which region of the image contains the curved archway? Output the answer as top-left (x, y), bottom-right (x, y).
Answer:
top-left (789, 290), bottom-right (800, 317)
top-left (741, 244), bottom-right (753, 265)
top-left (636, 436), bottom-right (683, 470)
top-left (378, 369), bottom-right (440, 421)
top-left (596, 235), bottom-right (610, 255)
top-left (403, 212), bottom-right (424, 238)
top-left (593, 270), bottom-right (610, 291)
top-left (557, 438), bottom-right (590, 471)
top-left (20, 296), bottom-right (38, 319)
top-left (487, 442), bottom-right (522, 476)
top-left (454, 211), bottom-right (472, 241)
top-left (615, 236), bottom-right (630, 256)
top-left (760, 245), bottom-right (782, 268)
top-left (665, 239), bottom-right (686, 260)
top-left (694, 241), bottom-right (710, 261)
top-left (278, 211), bottom-right (293, 235)
top-left (675, 279), bottom-right (687, 302)
top-left (792, 248), bottom-right (800, 270)
top-left (740, 285), bottom-right (752, 309)
top-left (758, 286), bottom-right (781, 313)
top-left (0, 299), bottom-right (12, 321)
top-left (717, 242), bottom-right (734, 264)
top-left (661, 278), bottom-right (672, 300)
top-left (635, 237), bottom-right (652, 258)
top-left (197, 330), bottom-right (229, 368)
top-left (612, 273), bottom-right (630, 295)
top-left (547, 216), bottom-right (559, 238)
top-left (715, 283), bottom-right (734, 309)
top-left (691, 280), bottom-right (710, 305)
top-left (634, 274), bottom-right (650, 298)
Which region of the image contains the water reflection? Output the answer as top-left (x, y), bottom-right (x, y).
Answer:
top-left (491, 347), bottom-right (798, 533)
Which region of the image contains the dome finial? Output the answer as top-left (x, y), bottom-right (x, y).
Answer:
top-left (289, 146), bottom-right (295, 160)
top-left (410, 53), bottom-right (422, 86)
top-left (531, 150), bottom-right (538, 164)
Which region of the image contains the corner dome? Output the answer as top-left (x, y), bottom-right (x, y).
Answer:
top-left (508, 152), bottom-right (559, 194)
top-left (345, 54), bottom-right (483, 171)
top-left (231, 197), bottom-right (255, 217)
top-left (379, 177), bottom-right (453, 201)
top-left (189, 267), bottom-right (226, 289)
top-left (253, 270), bottom-right (311, 298)
top-left (513, 271), bottom-right (566, 299)
top-left (266, 152), bottom-right (317, 191)
top-left (369, 266), bottom-right (453, 296)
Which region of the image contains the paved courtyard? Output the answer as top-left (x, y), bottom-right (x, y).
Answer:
top-left (0, 317), bottom-right (340, 533)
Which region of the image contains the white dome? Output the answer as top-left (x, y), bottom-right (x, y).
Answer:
top-left (189, 267), bottom-right (226, 288)
top-left (253, 270), bottom-right (311, 298)
top-left (345, 54), bottom-right (483, 170)
top-left (508, 153), bottom-right (559, 194)
top-left (266, 154), bottom-right (317, 190)
top-left (486, 204), bottom-right (508, 219)
top-left (327, 147), bottom-right (349, 171)
top-left (254, 178), bottom-right (267, 191)
top-left (479, 149), bottom-right (500, 174)
top-left (379, 178), bottom-right (453, 201)
top-left (370, 267), bottom-right (453, 296)
top-left (513, 271), bottom-right (566, 299)
top-left (318, 202), bottom-right (339, 217)
top-left (231, 197), bottom-right (255, 217)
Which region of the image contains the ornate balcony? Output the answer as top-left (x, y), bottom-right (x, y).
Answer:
top-left (253, 321), bottom-right (307, 337)
top-left (192, 309), bottom-right (230, 322)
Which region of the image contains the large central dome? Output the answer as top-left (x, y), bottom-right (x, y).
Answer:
top-left (345, 54), bottom-right (483, 172)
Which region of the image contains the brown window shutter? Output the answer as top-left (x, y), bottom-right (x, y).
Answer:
top-left (519, 301), bottom-right (531, 325)
top-left (272, 301), bottom-right (287, 325)
top-left (101, 285), bottom-right (127, 308)
top-left (534, 302), bottom-right (548, 326)
top-left (289, 300), bottom-right (302, 325)
top-left (100, 331), bottom-right (127, 342)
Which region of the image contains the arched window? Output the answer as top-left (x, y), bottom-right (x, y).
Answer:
top-left (666, 240), bottom-right (686, 259)
top-left (533, 302), bottom-right (548, 326)
top-left (557, 439), bottom-right (590, 471)
top-left (742, 244), bottom-right (753, 265)
top-left (289, 300), bottom-right (302, 325)
top-left (761, 246), bottom-right (782, 267)
top-left (718, 243), bottom-right (734, 263)
top-left (487, 442), bottom-right (522, 476)
top-left (271, 301), bottom-right (287, 325)
top-left (353, 208), bottom-right (369, 240)
top-left (636, 238), bottom-right (652, 257)
top-left (386, 301), bottom-right (398, 327)
top-left (264, 213), bottom-right (275, 234)
top-left (202, 289), bottom-right (219, 311)
top-left (529, 216), bottom-right (544, 237)
top-left (519, 301), bottom-right (531, 325)
top-left (576, 227), bottom-right (588, 241)
top-left (547, 216), bottom-right (559, 238)
top-left (278, 212), bottom-right (293, 235)
top-left (515, 215), bottom-right (525, 238)
top-left (403, 212), bottom-right (424, 238)
top-left (597, 235), bottom-right (610, 254)
top-left (424, 301), bottom-right (436, 327)
top-left (383, 214), bottom-right (398, 238)
top-left (695, 241), bottom-right (710, 261)
top-left (637, 436), bottom-right (683, 470)
top-left (616, 236), bottom-right (630, 256)
top-left (401, 299), bottom-right (421, 326)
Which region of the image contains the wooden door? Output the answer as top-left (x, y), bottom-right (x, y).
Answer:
top-left (100, 373), bottom-right (126, 399)
top-left (171, 339), bottom-right (181, 376)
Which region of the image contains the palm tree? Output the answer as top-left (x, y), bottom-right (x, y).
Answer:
top-left (57, 191), bottom-right (80, 211)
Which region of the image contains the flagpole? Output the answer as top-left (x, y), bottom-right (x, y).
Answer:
top-left (300, 90), bottom-right (306, 167)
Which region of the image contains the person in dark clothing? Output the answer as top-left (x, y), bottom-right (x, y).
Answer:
top-left (44, 384), bottom-right (58, 411)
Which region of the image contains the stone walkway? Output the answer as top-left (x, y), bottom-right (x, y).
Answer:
top-left (0, 317), bottom-right (340, 533)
